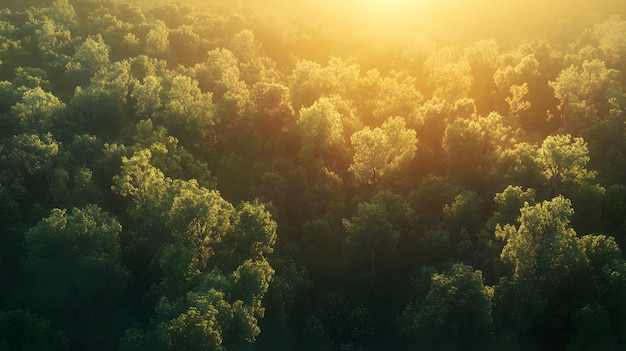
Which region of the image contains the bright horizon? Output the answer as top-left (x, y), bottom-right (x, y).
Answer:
top-left (238, 0), bottom-right (624, 43)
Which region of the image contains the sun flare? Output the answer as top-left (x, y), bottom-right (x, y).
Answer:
top-left (348, 0), bottom-right (435, 18)
top-left (362, 0), bottom-right (430, 11)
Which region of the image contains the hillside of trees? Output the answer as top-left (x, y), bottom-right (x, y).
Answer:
top-left (1, 0), bottom-right (626, 349)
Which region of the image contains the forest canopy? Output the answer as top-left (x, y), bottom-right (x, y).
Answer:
top-left (1, 0), bottom-right (626, 350)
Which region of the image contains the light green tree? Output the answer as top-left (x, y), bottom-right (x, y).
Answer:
top-left (130, 119), bottom-right (214, 187)
top-left (497, 196), bottom-right (588, 286)
top-left (145, 20), bottom-right (169, 58)
top-left (288, 60), bottom-right (338, 109)
top-left (549, 59), bottom-right (621, 134)
top-left (424, 46), bottom-right (473, 101)
top-left (370, 70), bottom-right (423, 126)
top-left (8, 132), bottom-right (70, 206)
top-left (132, 75), bottom-right (162, 118)
top-left (505, 82), bottom-right (531, 120)
top-left (494, 53), bottom-right (540, 94)
top-left (112, 148), bottom-right (277, 351)
top-left (197, 48), bottom-right (250, 119)
top-left (13, 67), bottom-right (52, 92)
top-left (159, 73), bottom-right (215, 145)
top-left (537, 134), bottom-right (593, 197)
top-left (491, 142), bottom-right (544, 191)
top-left (579, 234), bottom-right (622, 275)
top-left (11, 87), bottom-right (65, 136)
top-left (230, 200), bottom-right (278, 262)
top-left (349, 116), bottom-right (416, 185)
top-left (167, 181), bottom-right (233, 266)
top-left (297, 96), bottom-right (343, 158)
top-left (65, 35), bottom-right (110, 84)
top-left (491, 185), bottom-right (536, 227)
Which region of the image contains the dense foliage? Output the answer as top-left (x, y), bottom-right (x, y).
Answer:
top-left (1, 0), bottom-right (626, 349)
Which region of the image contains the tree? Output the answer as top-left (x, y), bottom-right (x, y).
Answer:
top-left (493, 53), bottom-right (540, 96)
top-left (158, 73), bottom-right (215, 147)
top-left (65, 35), bottom-right (110, 85)
top-left (402, 263), bottom-right (493, 350)
top-left (153, 279), bottom-right (272, 351)
top-left (11, 87), bottom-right (65, 136)
top-left (167, 24), bottom-right (209, 67)
top-left (0, 309), bottom-right (67, 351)
top-left (26, 16), bottom-right (73, 69)
top-left (343, 197), bottom-right (400, 269)
top-left (491, 142), bottom-right (544, 192)
top-left (230, 200), bottom-right (278, 263)
top-left (13, 67), bottom-right (52, 92)
top-left (490, 185), bottom-right (536, 228)
top-left (69, 61), bottom-right (132, 137)
top-left (167, 181), bottom-right (235, 269)
top-left (297, 96), bottom-right (343, 159)
top-left (463, 39), bottom-right (499, 113)
top-left (408, 175), bottom-right (462, 221)
top-left (537, 134), bottom-right (593, 197)
top-left (441, 116), bottom-right (484, 184)
top-left (251, 82), bottom-right (295, 138)
top-left (497, 196), bottom-right (588, 285)
top-left (145, 288), bottom-right (231, 351)
top-left (586, 16), bottom-right (626, 67)
top-left (568, 304), bottom-right (617, 349)
top-left (412, 97), bottom-right (477, 159)
top-left (132, 75), bottom-right (162, 118)
top-left (46, 0), bottom-right (76, 26)
top-left (442, 190), bottom-right (483, 259)
top-left (8, 132), bottom-right (69, 207)
top-left (232, 258), bottom-right (275, 317)
top-left (160, 294), bottom-right (225, 351)
top-left (23, 205), bottom-right (129, 350)
top-left (570, 235), bottom-right (626, 348)
top-left (0, 186), bottom-right (25, 300)
top-left (131, 119), bottom-right (215, 187)
top-left (225, 29), bottom-right (271, 84)
top-left (369, 70), bottom-right (423, 126)
top-left (505, 82), bottom-right (531, 121)
top-left (112, 148), bottom-right (170, 218)
top-left (442, 110), bottom-right (515, 187)
top-left (145, 20), bottom-right (169, 59)
top-left (349, 116), bottom-right (416, 185)
top-left (112, 149), bottom-right (277, 351)
top-left (550, 59), bottom-right (621, 135)
top-left (495, 196), bottom-right (590, 342)
top-left (288, 60), bottom-right (338, 109)
top-left (579, 234), bottom-right (622, 275)
top-left (424, 47), bottom-right (473, 101)
top-left (195, 48), bottom-right (250, 118)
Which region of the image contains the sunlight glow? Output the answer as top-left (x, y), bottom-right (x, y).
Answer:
top-left (361, 0), bottom-right (431, 12)
top-left (346, 0), bottom-right (435, 19)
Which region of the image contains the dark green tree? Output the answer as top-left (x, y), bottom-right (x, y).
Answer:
top-left (402, 263), bottom-right (493, 350)
top-left (23, 205), bottom-right (129, 350)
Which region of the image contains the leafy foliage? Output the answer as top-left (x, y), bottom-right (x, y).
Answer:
top-left (0, 1), bottom-right (625, 350)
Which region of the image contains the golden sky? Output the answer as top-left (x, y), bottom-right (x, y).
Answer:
top-left (244, 0), bottom-right (622, 40)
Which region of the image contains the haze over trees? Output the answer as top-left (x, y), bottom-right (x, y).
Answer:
top-left (1, 0), bottom-right (626, 350)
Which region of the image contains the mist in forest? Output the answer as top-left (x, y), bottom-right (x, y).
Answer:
top-left (1, 0), bottom-right (626, 350)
